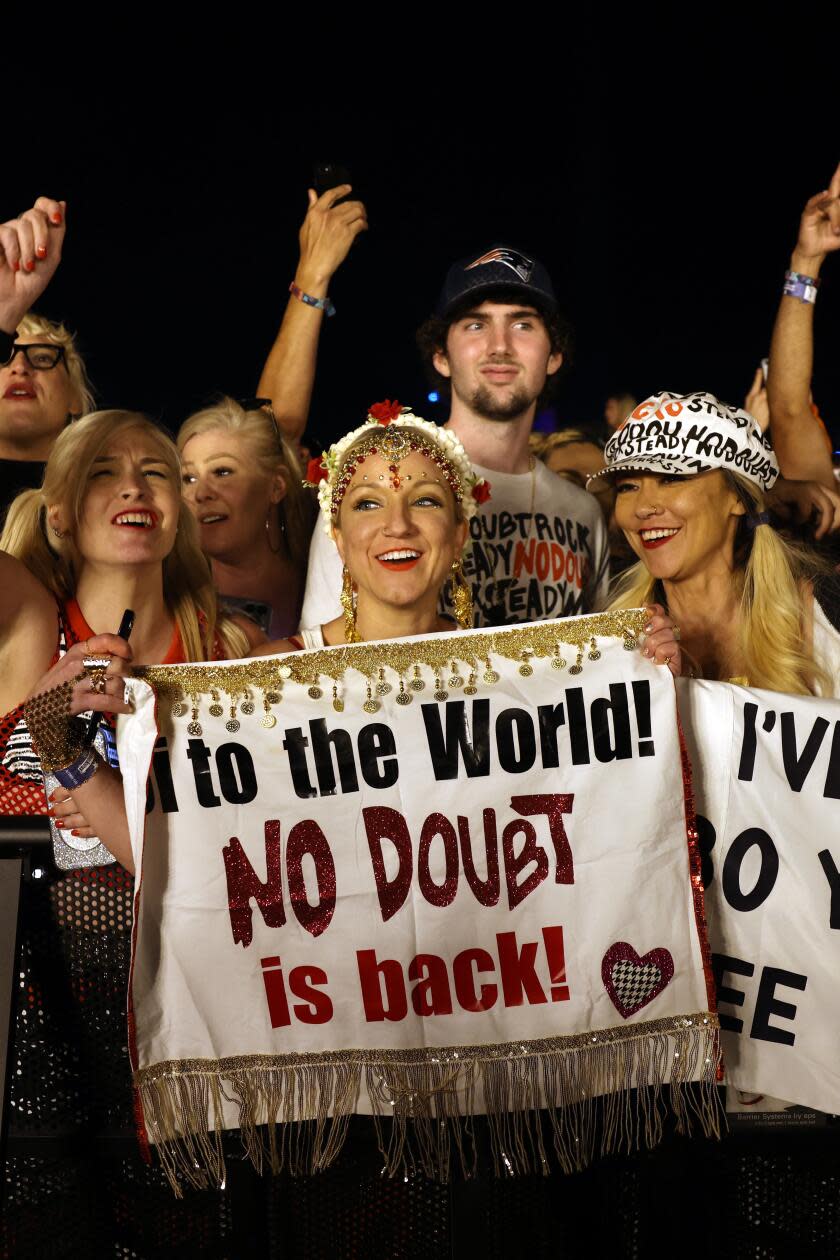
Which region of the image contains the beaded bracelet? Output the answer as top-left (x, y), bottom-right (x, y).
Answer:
top-left (783, 269), bottom-right (820, 305)
top-left (289, 282), bottom-right (336, 317)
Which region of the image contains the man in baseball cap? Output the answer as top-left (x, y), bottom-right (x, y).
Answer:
top-left (301, 241), bottom-right (609, 629)
top-left (435, 244), bottom-right (560, 322)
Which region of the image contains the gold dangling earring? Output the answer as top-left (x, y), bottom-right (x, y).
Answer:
top-left (341, 565), bottom-right (361, 643)
top-left (450, 558), bottom-right (473, 631)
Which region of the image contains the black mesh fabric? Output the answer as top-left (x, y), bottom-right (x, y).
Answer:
top-left (4, 863), bottom-right (840, 1259)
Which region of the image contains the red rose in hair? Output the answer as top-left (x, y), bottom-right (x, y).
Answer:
top-left (306, 457), bottom-right (329, 485)
top-left (369, 399), bottom-right (402, 424)
top-left (472, 479), bottom-right (491, 505)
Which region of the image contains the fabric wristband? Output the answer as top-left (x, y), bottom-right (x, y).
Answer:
top-left (289, 282), bottom-right (336, 318)
top-left (783, 270), bottom-right (820, 305)
top-left (53, 745), bottom-right (102, 790)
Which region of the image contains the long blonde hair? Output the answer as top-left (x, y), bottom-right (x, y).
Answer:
top-left (0, 411), bottom-right (250, 661)
top-left (177, 398), bottom-right (314, 573)
top-left (608, 473), bottom-right (831, 695)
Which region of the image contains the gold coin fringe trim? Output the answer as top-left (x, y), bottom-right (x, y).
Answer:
top-left (135, 611), bottom-right (648, 725)
top-left (134, 1009), bottom-right (721, 1196)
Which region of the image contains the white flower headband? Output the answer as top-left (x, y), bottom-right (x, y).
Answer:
top-left (305, 400), bottom-right (491, 536)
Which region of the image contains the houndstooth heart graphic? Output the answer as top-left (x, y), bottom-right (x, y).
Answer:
top-left (601, 941), bottom-right (674, 1019)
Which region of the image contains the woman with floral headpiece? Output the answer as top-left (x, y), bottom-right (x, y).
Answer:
top-left (599, 391), bottom-right (840, 694)
top-left (265, 403), bottom-right (678, 666)
top-left (255, 400), bottom-right (490, 652)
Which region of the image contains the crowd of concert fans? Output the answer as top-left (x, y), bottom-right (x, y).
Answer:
top-left (1, 163), bottom-right (839, 832)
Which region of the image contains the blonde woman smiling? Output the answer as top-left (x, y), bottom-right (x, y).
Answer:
top-left (598, 391), bottom-right (840, 694)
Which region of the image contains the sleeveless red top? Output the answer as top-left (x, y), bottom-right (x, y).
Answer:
top-left (0, 599), bottom-right (195, 816)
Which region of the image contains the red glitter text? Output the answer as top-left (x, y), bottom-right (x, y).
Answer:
top-left (363, 796), bottom-right (575, 923)
top-left (357, 925), bottom-right (569, 1021)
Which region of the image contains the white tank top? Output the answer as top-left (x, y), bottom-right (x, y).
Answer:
top-left (297, 625), bottom-right (326, 650)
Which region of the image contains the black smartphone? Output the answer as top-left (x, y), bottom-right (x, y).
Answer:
top-left (82, 608), bottom-right (135, 745)
top-left (313, 162), bottom-right (353, 204)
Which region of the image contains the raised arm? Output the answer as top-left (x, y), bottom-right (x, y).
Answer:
top-left (0, 549), bottom-right (61, 712)
top-left (0, 196), bottom-right (67, 345)
top-left (767, 164), bottom-right (840, 490)
top-left (256, 186), bottom-right (368, 444)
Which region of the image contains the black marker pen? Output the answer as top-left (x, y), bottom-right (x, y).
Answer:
top-left (83, 607), bottom-right (135, 745)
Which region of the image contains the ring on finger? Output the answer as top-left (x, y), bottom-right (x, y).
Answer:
top-left (82, 654), bottom-right (111, 671)
top-left (82, 654), bottom-right (111, 695)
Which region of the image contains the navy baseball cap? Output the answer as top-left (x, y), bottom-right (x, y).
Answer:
top-left (436, 244), bottom-right (558, 318)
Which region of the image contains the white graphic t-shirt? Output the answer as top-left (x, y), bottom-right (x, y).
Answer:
top-left (300, 460), bottom-right (609, 630)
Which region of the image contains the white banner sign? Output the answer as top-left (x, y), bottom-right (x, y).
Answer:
top-left (678, 679), bottom-right (840, 1115)
top-left (118, 614), bottom-right (718, 1191)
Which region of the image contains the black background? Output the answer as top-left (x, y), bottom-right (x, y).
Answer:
top-left (5, 30), bottom-right (838, 449)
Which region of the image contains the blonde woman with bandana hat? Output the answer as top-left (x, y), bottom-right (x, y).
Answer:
top-left (599, 391), bottom-right (840, 695)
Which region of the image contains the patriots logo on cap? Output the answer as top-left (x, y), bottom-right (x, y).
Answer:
top-left (464, 248), bottom-right (534, 283)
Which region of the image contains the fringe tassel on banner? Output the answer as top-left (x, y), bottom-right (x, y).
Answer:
top-left (135, 1015), bottom-right (722, 1197)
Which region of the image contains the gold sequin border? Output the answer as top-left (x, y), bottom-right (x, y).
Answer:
top-left (136, 610), bottom-right (648, 700)
top-left (134, 1008), bottom-right (717, 1086)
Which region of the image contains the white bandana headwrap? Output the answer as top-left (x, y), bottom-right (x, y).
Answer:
top-left (589, 391), bottom-right (779, 493)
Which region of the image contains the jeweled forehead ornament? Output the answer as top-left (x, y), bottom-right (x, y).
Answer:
top-left (304, 399), bottom-right (491, 536)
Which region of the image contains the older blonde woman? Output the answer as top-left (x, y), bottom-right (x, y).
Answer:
top-left (178, 397), bottom-right (315, 638)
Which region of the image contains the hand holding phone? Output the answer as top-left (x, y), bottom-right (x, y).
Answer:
top-left (313, 161), bottom-right (353, 204)
top-left (297, 166), bottom-right (368, 288)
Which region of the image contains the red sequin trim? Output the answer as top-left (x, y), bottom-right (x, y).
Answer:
top-left (678, 711), bottom-right (723, 1077)
top-left (127, 689), bottom-right (160, 1157)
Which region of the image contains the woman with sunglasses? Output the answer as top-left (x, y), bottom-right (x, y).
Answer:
top-left (0, 196), bottom-right (95, 514)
